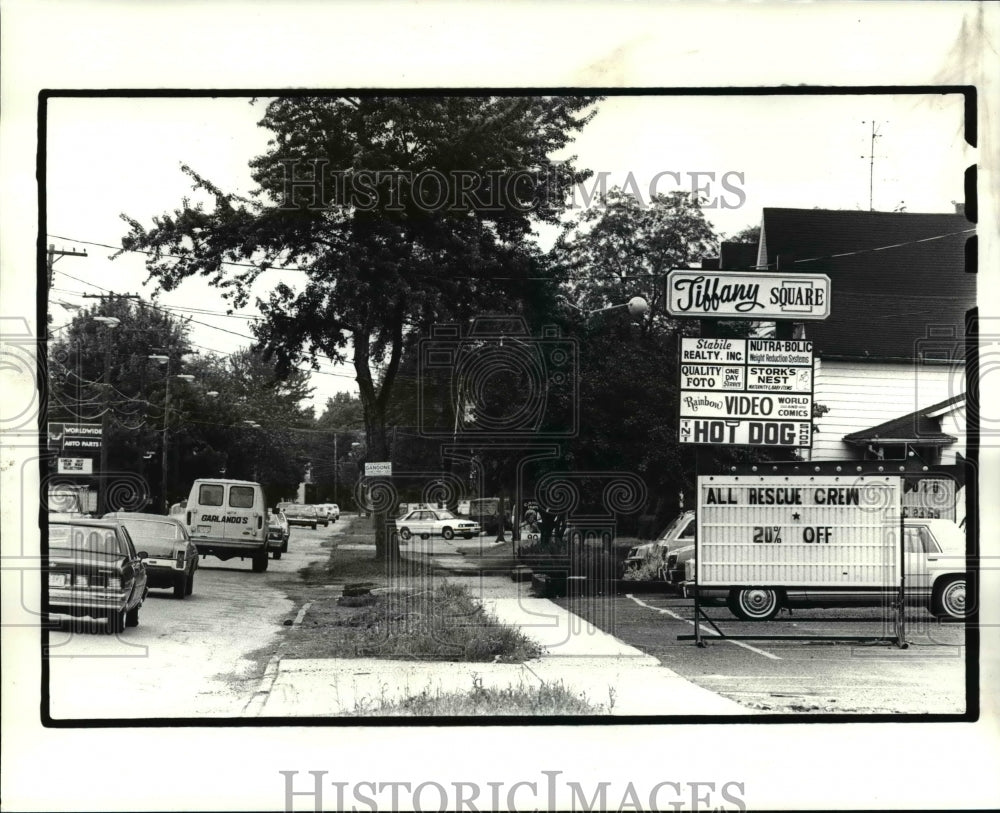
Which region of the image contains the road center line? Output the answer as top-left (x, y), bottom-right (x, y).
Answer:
top-left (626, 593), bottom-right (781, 660)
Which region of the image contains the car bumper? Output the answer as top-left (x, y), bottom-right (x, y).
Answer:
top-left (48, 586), bottom-right (129, 614)
top-left (143, 561), bottom-right (192, 586)
top-left (191, 538), bottom-right (267, 555)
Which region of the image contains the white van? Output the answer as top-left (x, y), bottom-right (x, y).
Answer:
top-left (184, 479), bottom-right (270, 572)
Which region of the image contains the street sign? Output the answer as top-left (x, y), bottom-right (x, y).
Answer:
top-left (665, 269), bottom-right (831, 320)
top-left (57, 457), bottom-right (93, 474)
top-left (678, 338), bottom-right (814, 447)
top-left (48, 422), bottom-right (102, 452)
top-left (364, 461), bottom-right (392, 477)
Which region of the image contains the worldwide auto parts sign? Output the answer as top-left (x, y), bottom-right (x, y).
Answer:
top-left (678, 338), bottom-right (814, 447)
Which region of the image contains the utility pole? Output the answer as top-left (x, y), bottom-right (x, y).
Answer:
top-left (46, 244), bottom-right (88, 289)
top-left (93, 317), bottom-right (120, 513)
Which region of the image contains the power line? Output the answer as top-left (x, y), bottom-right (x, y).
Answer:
top-left (46, 234), bottom-right (307, 273)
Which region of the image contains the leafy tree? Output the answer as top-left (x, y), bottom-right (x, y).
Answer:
top-left (316, 391), bottom-right (364, 431)
top-left (48, 296), bottom-right (194, 510)
top-left (553, 188), bottom-right (718, 334)
top-left (121, 95), bottom-right (600, 558)
top-left (179, 348), bottom-right (315, 503)
top-left (726, 223), bottom-right (761, 244)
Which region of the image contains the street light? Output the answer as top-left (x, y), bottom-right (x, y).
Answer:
top-left (557, 295), bottom-right (649, 319)
top-left (148, 354), bottom-right (196, 513)
top-left (93, 316), bottom-right (120, 513)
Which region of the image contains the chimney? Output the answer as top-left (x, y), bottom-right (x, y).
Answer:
top-left (954, 201), bottom-right (965, 215)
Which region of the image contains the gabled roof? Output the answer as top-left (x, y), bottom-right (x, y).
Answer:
top-left (758, 208), bottom-right (975, 361)
top-left (843, 393), bottom-right (964, 445)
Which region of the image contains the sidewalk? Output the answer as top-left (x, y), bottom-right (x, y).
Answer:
top-left (252, 538), bottom-right (752, 716)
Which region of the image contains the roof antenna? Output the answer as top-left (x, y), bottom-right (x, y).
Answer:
top-left (861, 120), bottom-right (883, 211)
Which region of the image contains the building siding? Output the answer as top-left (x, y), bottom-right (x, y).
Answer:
top-left (808, 359), bottom-right (964, 462)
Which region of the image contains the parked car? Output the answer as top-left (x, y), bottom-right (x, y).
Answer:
top-left (47, 519), bottom-right (148, 633)
top-left (326, 503), bottom-right (341, 521)
top-left (267, 509), bottom-right (290, 559)
top-left (623, 511), bottom-right (696, 582)
top-left (397, 508), bottom-right (481, 541)
top-left (309, 504), bottom-right (331, 527)
top-left (103, 512), bottom-right (198, 598)
top-left (278, 502), bottom-right (319, 530)
top-left (644, 515), bottom-right (967, 621)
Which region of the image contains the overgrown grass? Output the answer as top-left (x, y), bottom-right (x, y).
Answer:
top-left (329, 581), bottom-right (543, 662)
top-left (349, 677), bottom-right (606, 715)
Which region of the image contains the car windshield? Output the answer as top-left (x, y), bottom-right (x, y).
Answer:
top-left (49, 525), bottom-right (122, 556)
top-left (119, 519), bottom-right (183, 543)
top-left (659, 513), bottom-right (694, 541)
top-left (433, 510), bottom-right (458, 520)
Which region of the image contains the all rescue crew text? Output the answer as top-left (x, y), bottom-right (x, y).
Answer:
top-left (705, 487), bottom-right (861, 505)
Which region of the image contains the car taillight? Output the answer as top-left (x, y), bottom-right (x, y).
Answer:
top-left (107, 576), bottom-right (121, 590)
top-left (75, 574), bottom-right (89, 587)
top-left (176, 550), bottom-right (186, 568)
top-left (186, 511), bottom-right (192, 526)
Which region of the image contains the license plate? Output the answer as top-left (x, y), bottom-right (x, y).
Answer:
top-left (197, 525), bottom-right (211, 534)
top-left (49, 573), bottom-right (68, 587)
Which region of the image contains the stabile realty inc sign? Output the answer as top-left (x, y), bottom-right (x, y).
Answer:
top-left (679, 337), bottom-right (814, 447)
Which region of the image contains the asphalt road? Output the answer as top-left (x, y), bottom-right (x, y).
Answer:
top-left (551, 589), bottom-right (968, 714)
top-left (44, 521), bottom-right (339, 720)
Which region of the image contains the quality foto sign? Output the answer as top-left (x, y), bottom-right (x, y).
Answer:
top-left (678, 338), bottom-right (814, 447)
top-left (666, 269), bottom-right (831, 320)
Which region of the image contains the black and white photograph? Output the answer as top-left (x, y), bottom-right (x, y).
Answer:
top-left (2, 2), bottom-right (998, 811)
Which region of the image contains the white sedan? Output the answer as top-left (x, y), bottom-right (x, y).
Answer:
top-left (397, 509), bottom-right (481, 541)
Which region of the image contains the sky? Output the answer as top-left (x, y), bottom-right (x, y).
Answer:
top-left (45, 92), bottom-right (972, 413)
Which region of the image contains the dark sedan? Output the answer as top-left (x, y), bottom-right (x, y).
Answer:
top-left (47, 519), bottom-right (148, 633)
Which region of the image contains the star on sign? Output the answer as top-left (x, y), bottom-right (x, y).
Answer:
top-left (792, 512), bottom-right (801, 520)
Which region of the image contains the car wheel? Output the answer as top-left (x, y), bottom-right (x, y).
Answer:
top-left (310, 522), bottom-right (317, 530)
top-left (728, 588), bottom-right (781, 621)
top-left (442, 527), bottom-right (455, 540)
top-left (252, 552), bottom-right (269, 573)
top-left (399, 528), bottom-right (412, 541)
top-left (105, 607), bottom-right (126, 635)
top-left (934, 576), bottom-right (966, 620)
top-left (272, 550), bottom-right (282, 560)
top-left (185, 570), bottom-right (195, 596)
top-left (463, 534), bottom-right (473, 539)
top-left (173, 573), bottom-right (187, 599)
top-left (125, 605), bottom-right (140, 627)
